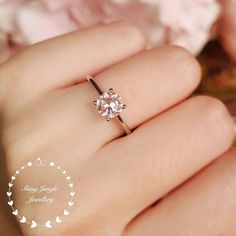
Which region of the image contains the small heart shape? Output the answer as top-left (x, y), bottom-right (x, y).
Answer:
top-left (7, 192), bottom-right (12, 197)
top-left (31, 221), bottom-right (37, 228)
top-left (11, 176), bottom-right (16, 180)
top-left (8, 200), bottom-right (13, 206)
top-left (68, 201), bottom-right (74, 207)
top-left (69, 183), bottom-right (74, 188)
top-left (64, 209), bottom-right (69, 216)
top-left (45, 221), bottom-right (52, 229)
top-left (8, 183), bottom-right (13, 188)
top-left (56, 216), bottom-right (62, 223)
top-left (62, 170), bottom-right (66, 174)
top-left (12, 209), bottom-right (18, 215)
top-left (16, 170), bottom-right (19, 174)
top-left (66, 176), bottom-right (70, 180)
top-left (20, 216), bottom-right (26, 223)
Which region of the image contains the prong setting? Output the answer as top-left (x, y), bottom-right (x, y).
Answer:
top-left (87, 75), bottom-right (131, 135)
top-left (94, 89), bottom-right (126, 120)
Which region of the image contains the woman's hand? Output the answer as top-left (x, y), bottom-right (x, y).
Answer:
top-left (0, 22), bottom-right (235, 236)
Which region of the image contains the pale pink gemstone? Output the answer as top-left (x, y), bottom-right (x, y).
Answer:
top-left (95, 90), bottom-right (125, 120)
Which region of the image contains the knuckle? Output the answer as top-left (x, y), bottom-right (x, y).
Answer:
top-left (174, 45), bottom-right (201, 75)
top-left (114, 21), bottom-right (147, 49)
top-left (192, 95), bottom-right (235, 143)
top-left (164, 45), bottom-right (201, 89)
top-left (194, 95), bottom-right (227, 114)
top-left (169, 44), bottom-right (194, 60)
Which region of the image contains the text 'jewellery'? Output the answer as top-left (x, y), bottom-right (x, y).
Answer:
top-left (86, 75), bottom-right (131, 135)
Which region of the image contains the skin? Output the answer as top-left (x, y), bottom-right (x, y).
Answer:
top-left (219, 0), bottom-right (236, 61)
top-left (0, 21), bottom-right (235, 236)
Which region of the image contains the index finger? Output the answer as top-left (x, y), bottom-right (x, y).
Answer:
top-left (0, 21), bottom-right (146, 102)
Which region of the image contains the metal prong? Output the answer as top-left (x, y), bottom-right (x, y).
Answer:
top-left (87, 75), bottom-right (131, 135)
top-left (86, 75), bottom-right (93, 82)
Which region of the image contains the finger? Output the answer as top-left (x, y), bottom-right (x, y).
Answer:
top-left (53, 45), bottom-right (200, 150)
top-left (77, 96), bottom-right (234, 226)
top-left (4, 45), bottom-right (200, 159)
top-left (219, 0), bottom-right (236, 61)
top-left (92, 45), bottom-right (201, 128)
top-left (124, 148), bottom-right (236, 236)
top-left (1, 21), bottom-right (146, 100)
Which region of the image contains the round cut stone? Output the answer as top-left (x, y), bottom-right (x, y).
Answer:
top-left (95, 89), bottom-right (125, 120)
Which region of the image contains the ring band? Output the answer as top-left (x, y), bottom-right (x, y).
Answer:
top-left (86, 75), bottom-right (131, 135)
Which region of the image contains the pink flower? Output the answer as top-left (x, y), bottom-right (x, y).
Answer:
top-left (15, 2), bottom-right (77, 44)
top-left (0, 0), bottom-right (221, 63)
top-left (157, 0), bottom-right (221, 54)
top-left (37, 0), bottom-right (223, 53)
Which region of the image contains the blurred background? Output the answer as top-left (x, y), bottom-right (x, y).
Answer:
top-left (0, 0), bottom-right (236, 144)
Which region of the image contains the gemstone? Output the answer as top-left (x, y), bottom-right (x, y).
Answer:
top-left (94, 88), bottom-right (126, 120)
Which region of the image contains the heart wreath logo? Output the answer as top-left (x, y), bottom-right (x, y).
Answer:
top-left (7, 158), bottom-right (76, 229)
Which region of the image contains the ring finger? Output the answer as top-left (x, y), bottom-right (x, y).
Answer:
top-left (6, 44), bottom-right (201, 160)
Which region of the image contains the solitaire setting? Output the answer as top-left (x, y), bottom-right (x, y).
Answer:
top-left (86, 75), bottom-right (131, 135)
top-left (94, 88), bottom-right (126, 121)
